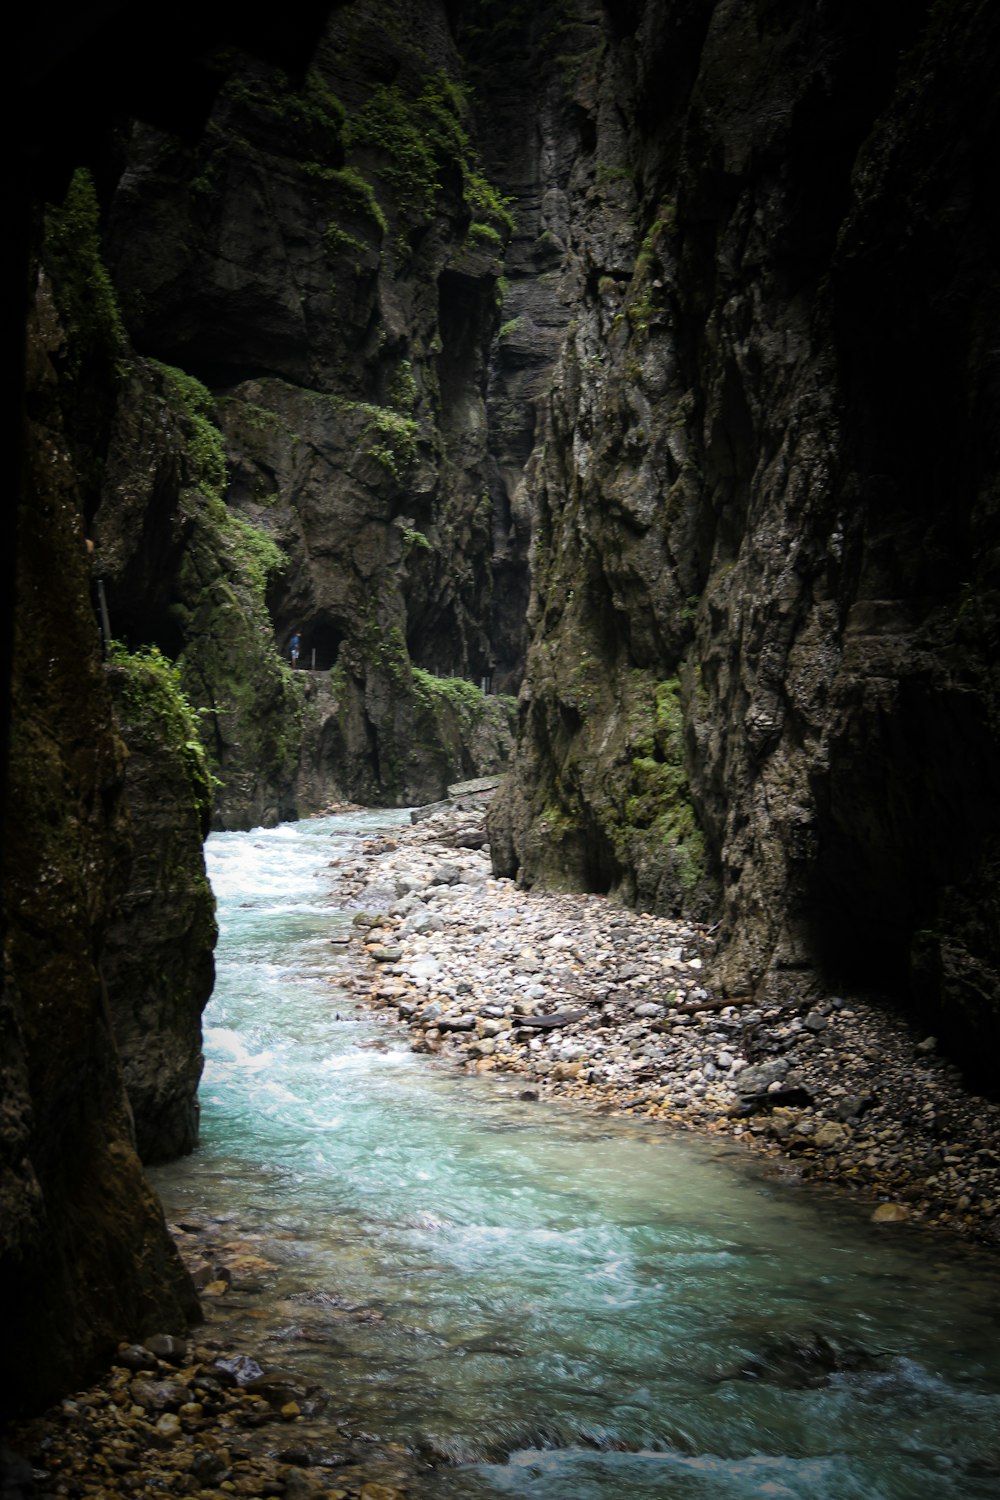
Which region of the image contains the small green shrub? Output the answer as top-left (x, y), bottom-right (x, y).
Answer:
top-left (387, 360), bottom-right (419, 411)
top-left (228, 513), bottom-right (287, 601)
top-left (304, 163), bottom-right (387, 234)
top-left (152, 361), bottom-right (227, 504)
top-left (108, 642), bottom-right (217, 816)
top-left (401, 527), bottom-right (432, 554)
top-left (411, 668), bottom-right (487, 717)
top-left (223, 68), bottom-right (345, 146)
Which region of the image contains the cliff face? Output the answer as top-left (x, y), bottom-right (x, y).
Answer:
top-left (486, 0), bottom-right (1000, 1083)
top-left (1, 266), bottom-right (200, 1413)
top-left (104, 649), bottom-right (218, 1164)
top-left (92, 353), bottom-right (305, 829)
top-left (99, 0), bottom-right (519, 816)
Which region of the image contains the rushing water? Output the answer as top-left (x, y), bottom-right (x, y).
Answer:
top-left (150, 814), bottom-right (1000, 1499)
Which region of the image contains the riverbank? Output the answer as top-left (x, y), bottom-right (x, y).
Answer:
top-left (0, 1238), bottom-right (412, 1500)
top-left (5, 797), bottom-right (1000, 1500)
top-left (333, 792), bottom-right (1000, 1250)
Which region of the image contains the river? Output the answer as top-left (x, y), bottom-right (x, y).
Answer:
top-left (149, 812), bottom-right (1000, 1499)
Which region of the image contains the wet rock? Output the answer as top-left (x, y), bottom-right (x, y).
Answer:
top-left (117, 1344), bottom-right (157, 1373)
top-left (872, 1203), bottom-right (911, 1224)
top-left (128, 1379), bottom-right (191, 1411)
top-left (342, 800), bottom-right (1000, 1247)
top-left (735, 1060), bottom-right (791, 1094)
top-left (727, 1333), bottom-right (887, 1389)
top-left (833, 1095), bottom-right (874, 1122)
top-left (516, 1009), bottom-right (588, 1030)
top-left (144, 1334), bottom-right (189, 1365)
top-left (103, 661), bottom-right (217, 1165)
top-left (212, 1355), bottom-right (264, 1388)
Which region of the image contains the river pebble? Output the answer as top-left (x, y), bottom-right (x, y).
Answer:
top-left (0, 1220), bottom-right (415, 1500)
top-left (339, 793), bottom-right (1000, 1249)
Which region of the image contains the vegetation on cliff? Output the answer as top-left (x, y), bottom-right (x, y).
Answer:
top-left (107, 642), bottom-right (216, 826)
top-left (96, 4), bottom-right (518, 815)
top-left (104, 645), bottom-right (218, 1163)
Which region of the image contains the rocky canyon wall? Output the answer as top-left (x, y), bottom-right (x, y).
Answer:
top-left (6, 0), bottom-right (1000, 1418)
top-left (485, 0), bottom-right (1000, 1085)
top-left (1, 259), bottom-right (202, 1414)
top-left (98, 0), bottom-right (520, 819)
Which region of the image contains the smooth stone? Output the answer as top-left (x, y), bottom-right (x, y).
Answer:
top-left (129, 1379), bottom-right (188, 1410)
top-left (735, 1059), bottom-right (790, 1093)
top-left (145, 1333), bottom-right (188, 1364)
top-left (872, 1202), bottom-right (910, 1223)
top-left (117, 1343), bottom-right (157, 1372)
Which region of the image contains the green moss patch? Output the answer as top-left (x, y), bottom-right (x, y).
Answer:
top-left (344, 71), bottom-right (514, 236)
top-left (107, 643), bottom-right (215, 825)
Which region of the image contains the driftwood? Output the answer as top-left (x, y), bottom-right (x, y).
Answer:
top-left (515, 1008), bottom-right (589, 1030)
top-left (670, 994), bottom-right (756, 1016)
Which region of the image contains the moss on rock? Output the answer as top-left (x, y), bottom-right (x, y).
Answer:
top-left (104, 645), bottom-right (218, 1163)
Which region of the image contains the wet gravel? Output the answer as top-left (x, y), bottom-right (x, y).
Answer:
top-left (336, 794), bottom-right (1000, 1250)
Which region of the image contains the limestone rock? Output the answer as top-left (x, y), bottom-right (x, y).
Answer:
top-left (103, 4), bottom-right (523, 812)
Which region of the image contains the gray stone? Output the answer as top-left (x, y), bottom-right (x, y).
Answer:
top-left (735, 1059), bottom-right (790, 1094)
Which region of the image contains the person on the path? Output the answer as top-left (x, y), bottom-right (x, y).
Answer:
top-left (290, 630), bottom-right (301, 668)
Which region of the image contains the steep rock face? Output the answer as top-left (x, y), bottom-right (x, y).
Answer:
top-left (460, 1), bottom-right (596, 694)
top-left (104, 652), bottom-right (218, 1163)
top-left (488, 0), bottom-right (1000, 1083)
top-left (93, 356), bottom-right (304, 829)
top-left (1, 268), bottom-right (200, 1414)
top-left (102, 0), bottom-right (520, 811)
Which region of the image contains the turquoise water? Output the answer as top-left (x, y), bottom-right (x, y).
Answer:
top-left (150, 814), bottom-right (1000, 1498)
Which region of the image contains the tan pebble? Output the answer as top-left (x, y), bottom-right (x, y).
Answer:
top-left (360, 1485), bottom-right (408, 1500)
top-left (280, 1401), bottom-right (301, 1420)
top-left (202, 1280), bottom-right (230, 1297)
top-left (872, 1202), bottom-right (910, 1223)
top-left (155, 1412), bottom-right (182, 1438)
